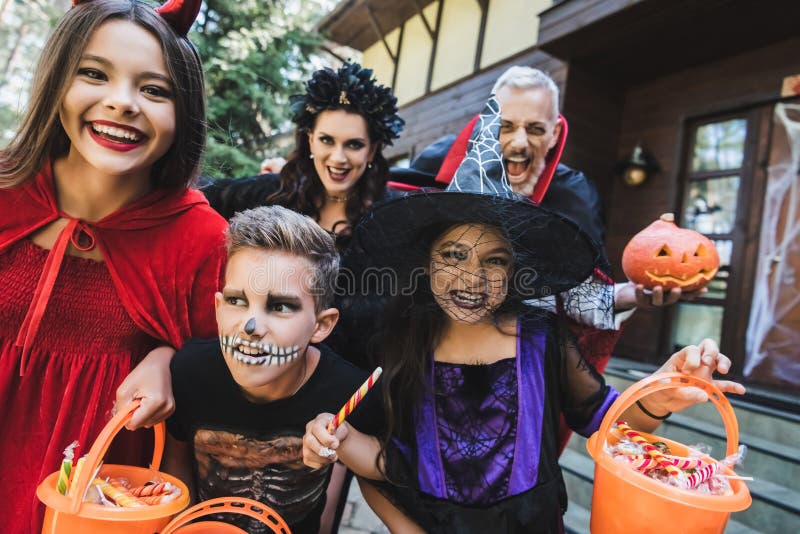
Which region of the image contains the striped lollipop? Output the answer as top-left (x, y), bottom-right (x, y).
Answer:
top-left (615, 421), bottom-right (682, 477)
top-left (131, 482), bottom-right (173, 497)
top-left (95, 478), bottom-right (144, 507)
top-left (328, 367), bottom-right (382, 433)
top-left (56, 441), bottom-right (78, 495)
top-left (684, 461), bottom-right (720, 489)
top-left (617, 454), bottom-right (704, 472)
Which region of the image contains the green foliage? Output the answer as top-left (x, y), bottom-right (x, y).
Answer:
top-left (197, 0), bottom-right (328, 179)
top-left (204, 136), bottom-right (261, 178)
top-left (0, 103), bottom-right (21, 145)
top-left (0, 0), bottom-right (68, 143)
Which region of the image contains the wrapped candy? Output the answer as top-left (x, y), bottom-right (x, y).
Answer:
top-left (94, 478), bottom-right (144, 507)
top-left (615, 422), bottom-right (682, 477)
top-left (131, 481), bottom-right (172, 497)
top-left (607, 431), bottom-right (749, 495)
top-left (684, 462), bottom-right (720, 489)
top-left (106, 477), bottom-right (131, 489)
top-left (615, 454), bottom-right (704, 472)
top-left (138, 492), bottom-right (179, 506)
top-left (67, 456), bottom-right (86, 498)
top-left (56, 441), bottom-right (79, 495)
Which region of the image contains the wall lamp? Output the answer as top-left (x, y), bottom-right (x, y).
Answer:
top-left (618, 143), bottom-right (659, 187)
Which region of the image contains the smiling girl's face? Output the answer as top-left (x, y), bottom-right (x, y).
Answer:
top-left (307, 109), bottom-right (377, 197)
top-left (429, 224), bottom-right (513, 324)
top-left (59, 19), bottom-right (176, 185)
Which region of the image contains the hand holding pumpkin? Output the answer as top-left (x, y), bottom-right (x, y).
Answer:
top-left (622, 213), bottom-right (720, 293)
top-left (614, 282), bottom-right (706, 310)
top-left (639, 283), bottom-right (706, 307)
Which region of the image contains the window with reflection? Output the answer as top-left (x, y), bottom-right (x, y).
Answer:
top-left (704, 240), bottom-right (732, 300)
top-left (672, 115), bottom-right (749, 352)
top-left (691, 119), bottom-right (747, 172)
top-left (671, 302), bottom-right (724, 350)
top-left (683, 176), bottom-right (740, 234)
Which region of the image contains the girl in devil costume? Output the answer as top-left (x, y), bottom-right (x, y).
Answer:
top-left (0, 1), bottom-right (226, 529)
top-left (303, 98), bottom-right (746, 533)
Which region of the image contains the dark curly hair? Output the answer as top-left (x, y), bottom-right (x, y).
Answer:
top-left (267, 63), bottom-right (402, 248)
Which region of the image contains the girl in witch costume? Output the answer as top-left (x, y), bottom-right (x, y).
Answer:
top-left (201, 61), bottom-right (405, 250)
top-left (302, 99), bottom-right (746, 533)
top-left (0, 1), bottom-right (226, 530)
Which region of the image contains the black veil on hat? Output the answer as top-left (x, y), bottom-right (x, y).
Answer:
top-left (344, 97), bottom-right (603, 301)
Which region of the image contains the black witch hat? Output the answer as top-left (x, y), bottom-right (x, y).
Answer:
top-left (343, 97), bottom-right (602, 300)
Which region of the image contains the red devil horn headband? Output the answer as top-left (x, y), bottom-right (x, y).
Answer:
top-left (71, 0), bottom-right (202, 36)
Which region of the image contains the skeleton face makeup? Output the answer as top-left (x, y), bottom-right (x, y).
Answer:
top-left (244, 317), bottom-right (256, 335)
top-left (429, 224), bottom-right (513, 324)
top-left (215, 248), bottom-right (329, 400)
top-left (218, 336), bottom-right (301, 367)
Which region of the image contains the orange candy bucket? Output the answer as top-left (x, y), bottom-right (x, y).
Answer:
top-left (36, 401), bottom-right (291, 533)
top-left (161, 497), bottom-right (291, 533)
top-left (586, 373), bottom-right (751, 534)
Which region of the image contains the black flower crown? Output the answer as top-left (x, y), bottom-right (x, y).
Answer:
top-left (289, 62), bottom-right (405, 145)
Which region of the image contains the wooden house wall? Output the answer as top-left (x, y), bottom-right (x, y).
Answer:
top-left (606, 36), bottom-right (800, 363)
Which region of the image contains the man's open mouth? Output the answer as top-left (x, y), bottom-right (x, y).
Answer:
top-left (504, 156), bottom-right (530, 177)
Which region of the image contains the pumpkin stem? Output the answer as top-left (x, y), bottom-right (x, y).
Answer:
top-left (660, 213), bottom-right (675, 222)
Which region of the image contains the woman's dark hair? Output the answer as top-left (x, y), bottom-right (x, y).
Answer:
top-left (266, 126), bottom-right (389, 247)
top-left (265, 62), bottom-right (402, 247)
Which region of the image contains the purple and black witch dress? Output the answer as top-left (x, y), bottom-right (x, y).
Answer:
top-left (374, 313), bottom-right (619, 534)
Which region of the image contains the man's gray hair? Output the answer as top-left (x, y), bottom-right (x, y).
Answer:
top-left (492, 66), bottom-right (559, 120)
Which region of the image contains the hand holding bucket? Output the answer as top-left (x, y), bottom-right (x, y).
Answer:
top-left (37, 401), bottom-right (293, 533)
top-left (37, 400), bottom-right (190, 533)
top-left (586, 373), bottom-right (751, 534)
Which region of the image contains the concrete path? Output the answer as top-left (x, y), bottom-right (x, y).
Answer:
top-left (337, 480), bottom-right (390, 534)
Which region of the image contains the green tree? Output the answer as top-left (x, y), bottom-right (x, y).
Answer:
top-left (196, 0), bottom-right (332, 178)
top-left (0, 0), bottom-right (67, 144)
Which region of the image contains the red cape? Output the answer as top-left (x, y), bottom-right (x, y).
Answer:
top-left (0, 165), bottom-right (227, 373)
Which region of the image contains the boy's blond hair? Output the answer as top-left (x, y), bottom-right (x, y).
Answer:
top-left (227, 206), bottom-right (339, 310)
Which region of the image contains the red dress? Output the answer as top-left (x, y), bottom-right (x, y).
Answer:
top-left (0, 240), bottom-right (157, 531)
top-left (0, 166), bottom-right (228, 533)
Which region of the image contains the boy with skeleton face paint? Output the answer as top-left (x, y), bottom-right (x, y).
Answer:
top-left (164, 206), bottom-right (375, 533)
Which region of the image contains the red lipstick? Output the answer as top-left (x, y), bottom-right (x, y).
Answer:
top-left (86, 122), bottom-right (145, 152)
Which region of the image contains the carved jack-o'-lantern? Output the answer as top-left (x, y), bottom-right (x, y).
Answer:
top-left (622, 213), bottom-right (720, 292)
